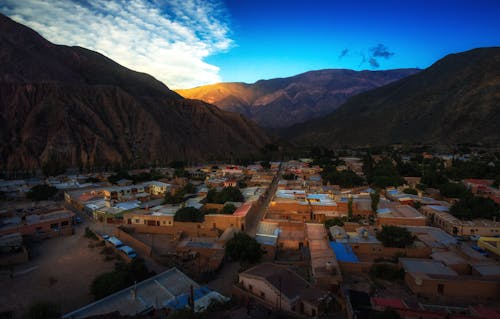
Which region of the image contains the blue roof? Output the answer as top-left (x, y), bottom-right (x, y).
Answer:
top-left (165, 286), bottom-right (212, 310)
top-left (427, 205), bottom-right (449, 212)
top-left (329, 242), bottom-right (359, 263)
top-left (377, 208), bottom-right (392, 214)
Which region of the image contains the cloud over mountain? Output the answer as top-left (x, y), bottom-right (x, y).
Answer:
top-left (0, 0), bottom-right (232, 88)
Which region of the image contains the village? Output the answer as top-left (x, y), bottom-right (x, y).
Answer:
top-left (1, 147), bottom-right (500, 319)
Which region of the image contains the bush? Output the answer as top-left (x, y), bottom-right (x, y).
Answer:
top-left (222, 204), bottom-right (237, 215)
top-left (225, 232), bottom-right (263, 263)
top-left (324, 218), bottom-right (345, 228)
top-left (174, 207), bottom-right (205, 222)
top-left (25, 301), bottom-right (60, 319)
top-left (84, 227), bottom-right (98, 240)
top-left (26, 185), bottom-right (57, 201)
top-left (321, 168), bottom-right (365, 187)
top-left (164, 183), bottom-right (196, 204)
top-left (376, 225), bottom-right (414, 248)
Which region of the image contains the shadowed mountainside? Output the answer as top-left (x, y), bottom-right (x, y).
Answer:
top-left (283, 47), bottom-right (500, 147)
top-left (0, 14), bottom-right (270, 171)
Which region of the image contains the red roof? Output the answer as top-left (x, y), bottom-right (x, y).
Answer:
top-left (463, 179), bottom-right (494, 186)
top-left (471, 306), bottom-right (500, 319)
top-left (233, 202), bottom-right (252, 217)
top-left (371, 297), bottom-right (406, 309)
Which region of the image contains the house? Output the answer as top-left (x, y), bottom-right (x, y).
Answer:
top-left (235, 263), bottom-right (331, 317)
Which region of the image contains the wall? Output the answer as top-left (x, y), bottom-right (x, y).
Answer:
top-left (377, 216), bottom-right (427, 227)
top-left (405, 272), bottom-right (500, 301)
top-left (114, 227), bottom-right (152, 257)
top-left (338, 261), bottom-right (373, 274)
top-left (350, 243), bottom-right (431, 261)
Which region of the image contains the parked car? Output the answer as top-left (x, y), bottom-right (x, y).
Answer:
top-left (107, 236), bottom-right (123, 248)
top-left (119, 245), bottom-right (137, 259)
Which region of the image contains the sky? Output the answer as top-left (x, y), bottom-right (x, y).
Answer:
top-left (1, 0), bottom-right (500, 89)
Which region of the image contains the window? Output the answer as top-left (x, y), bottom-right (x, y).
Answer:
top-left (163, 221), bottom-right (166, 224)
top-left (50, 223), bottom-right (59, 230)
top-left (260, 292), bottom-right (265, 298)
top-left (61, 221), bottom-right (69, 227)
top-left (437, 284), bottom-right (444, 295)
top-left (135, 219), bottom-right (140, 223)
top-left (249, 284), bottom-right (253, 291)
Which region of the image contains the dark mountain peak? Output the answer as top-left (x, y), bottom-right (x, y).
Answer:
top-left (0, 13), bottom-right (269, 171)
top-left (285, 47), bottom-right (500, 146)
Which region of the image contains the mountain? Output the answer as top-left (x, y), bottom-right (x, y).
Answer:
top-left (176, 68), bottom-right (420, 128)
top-left (285, 47), bottom-right (500, 147)
top-left (0, 14), bottom-right (270, 172)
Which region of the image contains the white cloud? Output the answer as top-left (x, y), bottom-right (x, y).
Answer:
top-left (1, 0), bottom-right (232, 88)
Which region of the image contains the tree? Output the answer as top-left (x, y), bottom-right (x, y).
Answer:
top-left (370, 158), bottom-right (404, 188)
top-left (90, 259), bottom-right (154, 300)
top-left (347, 197), bottom-right (353, 220)
top-left (321, 168), bottom-right (365, 187)
top-left (370, 191), bottom-right (380, 212)
top-left (402, 188), bottom-right (417, 195)
top-left (450, 196), bottom-right (500, 220)
top-left (26, 185), bottom-right (57, 201)
top-left (260, 161), bottom-right (271, 170)
top-left (439, 182), bottom-right (469, 199)
top-left (282, 173), bottom-right (297, 180)
top-left (225, 232), bottom-right (263, 263)
top-left (377, 225), bottom-right (414, 248)
top-left (206, 187), bottom-right (244, 204)
top-left (376, 225), bottom-right (414, 248)
top-left (222, 203), bottom-right (237, 215)
top-left (174, 207), bottom-right (205, 222)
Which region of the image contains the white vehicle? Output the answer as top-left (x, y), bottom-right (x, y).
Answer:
top-left (107, 236), bottom-right (123, 248)
top-left (119, 245), bottom-right (137, 259)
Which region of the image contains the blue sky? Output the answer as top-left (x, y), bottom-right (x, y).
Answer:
top-left (209, 0), bottom-right (500, 83)
top-left (2, 0), bottom-right (500, 88)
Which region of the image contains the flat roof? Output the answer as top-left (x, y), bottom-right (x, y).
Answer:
top-left (329, 242), bottom-right (359, 263)
top-left (400, 258), bottom-right (458, 276)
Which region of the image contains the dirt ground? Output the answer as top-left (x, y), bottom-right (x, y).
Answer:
top-left (0, 222), bottom-right (115, 318)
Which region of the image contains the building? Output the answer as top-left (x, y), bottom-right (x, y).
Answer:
top-left (422, 205), bottom-right (500, 237)
top-left (376, 203), bottom-right (427, 227)
top-left (400, 258), bottom-right (500, 301)
top-left (235, 263), bottom-right (331, 317)
top-left (0, 209), bottom-right (75, 238)
top-left (63, 267), bottom-right (227, 318)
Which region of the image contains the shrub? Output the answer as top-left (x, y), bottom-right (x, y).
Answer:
top-left (174, 207), bottom-right (205, 222)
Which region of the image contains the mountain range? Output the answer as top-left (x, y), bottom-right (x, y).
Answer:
top-left (176, 68), bottom-right (419, 128)
top-left (0, 14), bottom-right (269, 172)
top-left (284, 47), bottom-right (500, 147)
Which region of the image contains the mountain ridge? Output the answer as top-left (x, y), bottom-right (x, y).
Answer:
top-left (283, 47), bottom-right (500, 146)
top-left (0, 13), bottom-right (270, 172)
top-left (176, 68), bottom-right (420, 128)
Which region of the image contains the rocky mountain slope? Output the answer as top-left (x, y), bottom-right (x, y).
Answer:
top-left (284, 47), bottom-right (500, 147)
top-left (0, 14), bottom-right (269, 171)
top-left (176, 68), bottom-right (419, 128)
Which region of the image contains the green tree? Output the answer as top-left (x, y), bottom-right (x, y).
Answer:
top-left (376, 225), bottom-right (414, 248)
top-left (206, 187), bottom-right (244, 204)
top-left (26, 185), bottom-right (57, 201)
top-left (90, 259), bottom-right (154, 300)
top-left (370, 158), bottom-right (404, 188)
top-left (370, 191), bottom-right (380, 212)
top-left (225, 232), bottom-right (263, 263)
top-left (450, 196), bottom-right (500, 220)
top-left (439, 182), bottom-right (469, 199)
top-left (222, 203), bottom-right (237, 215)
top-left (174, 207), bottom-right (205, 222)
